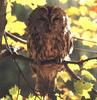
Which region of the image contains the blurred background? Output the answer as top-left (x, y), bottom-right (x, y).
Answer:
top-left (1, 0), bottom-right (97, 99)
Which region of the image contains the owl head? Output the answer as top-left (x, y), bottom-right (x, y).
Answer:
top-left (27, 5), bottom-right (71, 34)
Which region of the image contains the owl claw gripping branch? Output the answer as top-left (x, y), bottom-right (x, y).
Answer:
top-left (27, 5), bottom-right (73, 99)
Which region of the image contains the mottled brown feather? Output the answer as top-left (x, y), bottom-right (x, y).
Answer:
top-left (27, 5), bottom-right (73, 96)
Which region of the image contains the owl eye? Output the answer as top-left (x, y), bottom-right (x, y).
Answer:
top-left (53, 16), bottom-right (62, 21)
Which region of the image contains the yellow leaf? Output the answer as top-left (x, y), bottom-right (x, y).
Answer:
top-left (89, 11), bottom-right (97, 19)
top-left (67, 7), bottom-right (80, 16)
top-left (71, 26), bottom-right (83, 34)
top-left (57, 71), bottom-right (71, 82)
top-left (82, 90), bottom-right (90, 99)
top-left (5, 20), bottom-right (26, 35)
top-left (6, 14), bottom-right (17, 23)
top-left (6, 0), bottom-right (12, 13)
top-left (74, 80), bottom-right (93, 95)
top-left (59, 0), bottom-right (67, 4)
top-left (81, 70), bottom-right (96, 81)
top-left (81, 31), bottom-right (96, 47)
top-left (79, 6), bottom-right (88, 15)
top-left (15, 0), bottom-right (46, 9)
top-left (83, 59), bottom-right (97, 69)
top-left (9, 85), bottom-right (21, 100)
top-left (68, 64), bottom-right (80, 71)
top-left (80, 55), bottom-right (88, 60)
top-left (77, 17), bottom-right (97, 31)
top-left (79, 0), bottom-right (96, 6)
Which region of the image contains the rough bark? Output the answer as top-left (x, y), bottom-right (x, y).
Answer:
top-left (0, 0), bottom-right (7, 52)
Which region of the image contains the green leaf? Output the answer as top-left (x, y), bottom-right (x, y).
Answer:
top-left (74, 80), bottom-right (93, 98)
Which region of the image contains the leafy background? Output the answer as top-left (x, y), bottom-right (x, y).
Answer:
top-left (1, 0), bottom-right (97, 99)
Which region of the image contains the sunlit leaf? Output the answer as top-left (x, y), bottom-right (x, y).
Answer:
top-left (9, 85), bottom-right (22, 100)
top-left (77, 17), bottom-right (97, 31)
top-left (6, 14), bottom-right (17, 23)
top-left (81, 70), bottom-right (96, 81)
top-left (74, 80), bottom-right (93, 98)
top-left (82, 90), bottom-right (90, 99)
top-left (57, 71), bottom-right (71, 82)
top-left (1, 95), bottom-right (11, 100)
top-left (83, 59), bottom-right (97, 69)
top-left (6, 0), bottom-right (12, 13)
top-left (67, 7), bottom-right (80, 16)
top-left (79, 6), bottom-right (88, 16)
top-left (81, 31), bottom-right (97, 47)
top-left (59, 0), bottom-right (67, 4)
top-left (89, 11), bottom-right (97, 19)
top-left (79, 0), bottom-right (96, 6)
top-left (80, 55), bottom-right (88, 60)
top-left (63, 89), bottom-right (78, 99)
top-left (5, 21), bottom-right (26, 35)
top-left (71, 26), bottom-right (83, 35)
top-left (68, 64), bottom-right (80, 71)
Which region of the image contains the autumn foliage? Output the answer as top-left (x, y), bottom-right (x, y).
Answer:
top-left (1, 0), bottom-right (97, 99)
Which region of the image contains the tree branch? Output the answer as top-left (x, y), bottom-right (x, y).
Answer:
top-left (1, 49), bottom-right (97, 65)
top-left (73, 36), bottom-right (97, 44)
top-left (74, 48), bottom-right (97, 54)
top-left (4, 32), bottom-right (97, 45)
top-left (4, 32), bottom-right (97, 54)
top-left (1, 49), bottom-right (97, 95)
top-left (5, 32), bottom-right (27, 44)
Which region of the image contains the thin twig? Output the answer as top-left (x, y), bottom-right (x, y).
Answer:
top-left (74, 48), bottom-right (97, 54)
top-left (73, 36), bottom-right (97, 44)
top-left (5, 32), bottom-right (27, 44)
top-left (64, 63), bottom-right (81, 80)
top-left (1, 49), bottom-right (97, 65)
top-left (4, 32), bottom-right (97, 45)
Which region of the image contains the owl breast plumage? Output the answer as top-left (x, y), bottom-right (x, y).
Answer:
top-left (27, 5), bottom-right (73, 61)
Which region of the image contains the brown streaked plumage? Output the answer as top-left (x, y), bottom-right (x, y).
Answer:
top-left (27, 5), bottom-right (73, 97)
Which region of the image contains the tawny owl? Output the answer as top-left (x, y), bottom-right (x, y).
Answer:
top-left (27, 5), bottom-right (73, 97)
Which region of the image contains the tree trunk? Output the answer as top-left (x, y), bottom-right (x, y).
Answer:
top-left (0, 0), bottom-right (7, 52)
